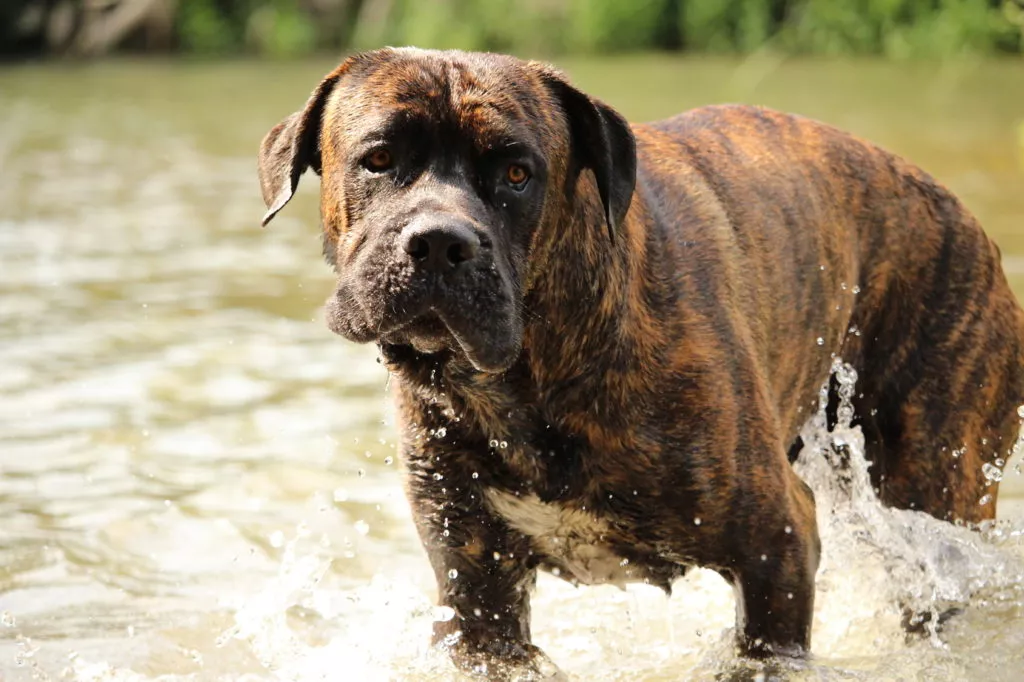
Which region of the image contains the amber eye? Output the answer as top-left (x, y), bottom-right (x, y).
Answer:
top-left (364, 148), bottom-right (392, 172)
top-left (506, 164), bottom-right (530, 188)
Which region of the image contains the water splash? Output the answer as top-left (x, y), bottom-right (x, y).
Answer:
top-left (58, 361), bottom-right (1024, 681)
top-left (793, 359), bottom-right (1024, 651)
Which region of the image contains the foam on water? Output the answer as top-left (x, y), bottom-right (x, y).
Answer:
top-left (56, 361), bottom-right (1024, 681)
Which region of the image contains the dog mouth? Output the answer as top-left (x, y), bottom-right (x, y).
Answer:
top-left (325, 251), bottom-right (523, 373)
top-left (385, 313), bottom-right (451, 354)
top-left (380, 307), bottom-right (522, 374)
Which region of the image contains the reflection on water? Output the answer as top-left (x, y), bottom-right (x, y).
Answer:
top-left (1, 56), bottom-right (1024, 680)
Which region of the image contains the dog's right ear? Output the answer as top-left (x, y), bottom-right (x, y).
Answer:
top-left (258, 59), bottom-right (355, 227)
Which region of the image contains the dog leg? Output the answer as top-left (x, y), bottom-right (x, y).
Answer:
top-left (403, 457), bottom-right (561, 679)
top-left (853, 307), bottom-right (1024, 525)
top-left (426, 536), bottom-right (565, 680)
top-left (729, 472), bottom-right (820, 658)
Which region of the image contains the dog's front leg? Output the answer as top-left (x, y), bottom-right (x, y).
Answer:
top-left (729, 470), bottom-right (821, 659)
top-left (403, 448), bottom-right (559, 679)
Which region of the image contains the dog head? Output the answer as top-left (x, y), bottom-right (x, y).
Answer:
top-left (258, 48), bottom-right (635, 373)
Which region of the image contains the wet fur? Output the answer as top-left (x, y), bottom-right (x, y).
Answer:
top-left (257, 48), bottom-right (1024, 676)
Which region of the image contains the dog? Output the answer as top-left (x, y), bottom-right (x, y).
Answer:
top-left (257, 47), bottom-right (1024, 678)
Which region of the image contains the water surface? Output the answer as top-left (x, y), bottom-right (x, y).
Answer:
top-left (2, 55), bottom-right (1024, 680)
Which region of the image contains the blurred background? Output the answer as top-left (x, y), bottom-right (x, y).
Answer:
top-left (3, 0), bottom-right (1024, 59)
top-left (4, 0), bottom-right (1024, 57)
top-left (3, 2), bottom-right (1024, 681)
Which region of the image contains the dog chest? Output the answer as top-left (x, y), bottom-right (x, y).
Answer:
top-left (483, 488), bottom-right (640, 586)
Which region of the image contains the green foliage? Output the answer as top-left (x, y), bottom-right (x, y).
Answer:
top-left (680, 0), bottom-right (778, 53)
top-left (177, 0), bottom-right (317, 56)
top-left (246, 3), bottom-right (318, 58)
top-left (566, 0), bottom-right (676, 52)
top-left (178, 0), bottom-right (239, 54)
top-left (6, 0), bottom-right (1024, 58)
top-left (351, 0), bottom-right (571, 54)
top-left (779, 0), bottom-right (1019, 57)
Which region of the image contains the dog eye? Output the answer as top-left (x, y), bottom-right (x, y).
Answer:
top-left (363, 148), bottom-right (393, 173)
top-left (505, 164), bottom-right (530, 189)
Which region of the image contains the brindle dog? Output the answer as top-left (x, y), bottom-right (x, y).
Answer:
top-left (257, 48), bottom-right (1024, 677)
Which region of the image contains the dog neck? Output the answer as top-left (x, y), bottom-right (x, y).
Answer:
top-left (522, 173), bottom-right (666, 411)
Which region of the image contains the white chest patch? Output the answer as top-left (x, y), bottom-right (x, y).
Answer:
top-left (483, 488), bottom-right (637, 586)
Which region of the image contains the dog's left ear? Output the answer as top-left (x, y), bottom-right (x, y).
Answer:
top-left (535, 67), bottom-right (637, 243)
top-left (258, 58), bottom-right (355, 227)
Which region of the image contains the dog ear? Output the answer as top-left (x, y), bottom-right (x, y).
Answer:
top-left (536, 68), bottom-right (637, 243)
top-left (258, 59), bottom-right (354, 227)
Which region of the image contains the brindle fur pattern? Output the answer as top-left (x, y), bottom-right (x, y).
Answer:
top-left (257, 48), bottom-right (1024, 676)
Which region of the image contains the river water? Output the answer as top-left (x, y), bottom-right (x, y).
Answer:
top-left (2, 55), bottom-right (1024, 681)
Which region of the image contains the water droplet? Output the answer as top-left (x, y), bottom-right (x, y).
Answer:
top-left (433, 472), bottom-right (444, 481)
top-left (1, 611), bottom-right (14, 627)
top-left (471, 472), bottom-right (479, 480)
top-left (473, 608), bottom-right (482, 617)
top-left (980, 494), bottom-right (993, 506)
top-left (787, 592), bottom-right (794, 600)
top-left (840, 282), bottom-right (847, 290)
top-left (493, 552), bottom-right (502, 561)
top-left (619, 558), bottom-right (630, 566)
top-left (551, 567), bottom-right (561, 576)
top-left (433, 606), bottom-right (455, 622)
top-left (448, 569), bottom-right (459, 580)
top-left (696, 629), bottom-right (703, 637)
top-left (816, 337), bottom-right (824, 346)
top-left (489, 439), bottom-right (499, 448)
top-left (760, 554), bottom-right (767, 562)
top-left (499, 441), bottom-right (508, 449)
top-left (693, 517), bottom-right (702, 526)
top-left (784, 525), bottom-right (792, 534)
top-left (442, 529), bottom-right (450, 537)
top-left (852, 285), bottom-right (861, 294)
top-left (384, 456), bottom-right (393, 465)
top-left (982, 462), bottom-right (1004, 483)
top-left (269, 530), bottom-right (285, 548)
top-left (492, 613), bottom-right (501, 620)
top-left (436, 427), bottom-right (447, 438)
top-left (354, 520), bottom-right (370, 535)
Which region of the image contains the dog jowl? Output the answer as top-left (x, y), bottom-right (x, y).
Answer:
top-left (257, 47), bottom-right (1024, 678)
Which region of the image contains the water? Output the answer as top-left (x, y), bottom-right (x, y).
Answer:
top-left (2, 55), bottom-right (1024, 680)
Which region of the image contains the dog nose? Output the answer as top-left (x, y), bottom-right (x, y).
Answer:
top-left (401, 220), bottom-right (480, 273)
